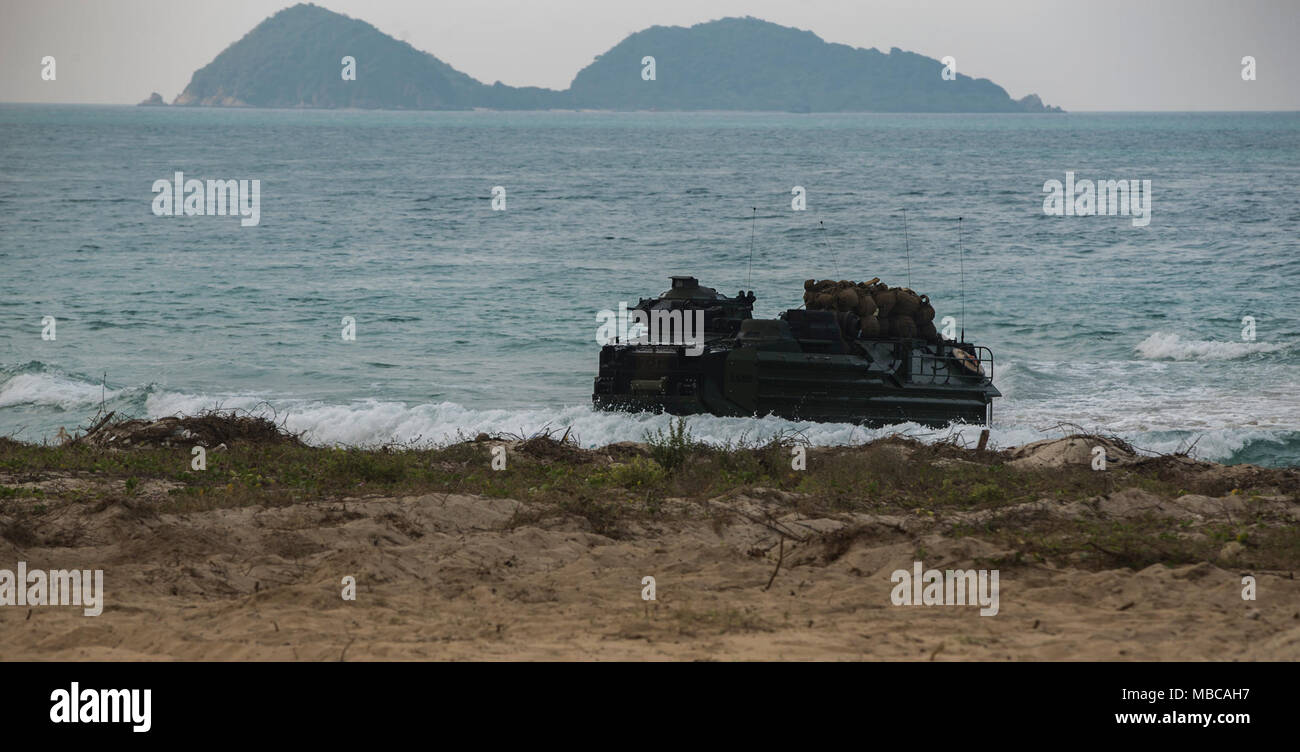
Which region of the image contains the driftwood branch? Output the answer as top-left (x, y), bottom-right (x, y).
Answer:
top-left (71, 411), bottom-right (116, 444)
top-left (763, 537), bottom-right (788, 591)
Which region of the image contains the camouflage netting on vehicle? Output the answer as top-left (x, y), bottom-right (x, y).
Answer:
top-left (803, 278), bottom-right (940, 342)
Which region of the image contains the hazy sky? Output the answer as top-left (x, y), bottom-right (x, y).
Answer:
top-left (2, 0), bottom-right (1297, 110)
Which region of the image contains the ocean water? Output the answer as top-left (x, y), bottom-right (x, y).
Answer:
top-left (1, 105), bottom-right (1297, 465)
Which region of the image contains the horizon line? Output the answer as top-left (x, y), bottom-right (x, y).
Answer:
top-left (2, 101), bottom-right (1299, 114)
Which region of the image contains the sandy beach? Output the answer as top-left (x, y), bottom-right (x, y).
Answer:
top-left (3, 426), bottom-right (1297, 661)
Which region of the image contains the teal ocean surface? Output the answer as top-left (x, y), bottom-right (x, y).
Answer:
top-left (1, 105), bottom-right (1297, 465)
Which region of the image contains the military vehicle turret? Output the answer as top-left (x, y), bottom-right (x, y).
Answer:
top-left (592, 276), bottom-right (999, 426)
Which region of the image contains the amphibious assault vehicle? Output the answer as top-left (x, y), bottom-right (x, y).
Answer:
top-left (592, 276), bottom-right (999, 426)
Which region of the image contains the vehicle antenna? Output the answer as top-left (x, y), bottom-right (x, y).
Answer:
top-left (818, 219), bottom-right (840, 278)
top-left (902, 208), bottom-right (912, 289)
top-left (747, 206), bottom-right (756, 288)
top-left (958, 216), bottom-right (966, 342)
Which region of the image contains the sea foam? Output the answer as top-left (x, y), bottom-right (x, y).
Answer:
top-left (1135, 332), bottom-right (1287, 362)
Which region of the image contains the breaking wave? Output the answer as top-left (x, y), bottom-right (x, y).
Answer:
top-left (0, 369), bottom-right (122, 410)
top-left (1135, 332), bottom-right (1288, 361)
top-left (2, 365), bottom-right (1297, 466)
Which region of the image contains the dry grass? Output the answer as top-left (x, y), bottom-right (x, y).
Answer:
top-left (1, 413), bottom-right (1298, 572)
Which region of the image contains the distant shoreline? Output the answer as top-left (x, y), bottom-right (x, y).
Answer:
top-left (4, 102), bottom-right (1300, 114)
